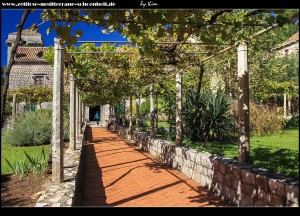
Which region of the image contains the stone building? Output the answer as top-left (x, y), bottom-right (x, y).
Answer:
top-left (6, 29), bottom-right (53, 90)
top-left (273, 31), bottom-right (299, 56)
top-left (273, 31), bottom-right (299, 115)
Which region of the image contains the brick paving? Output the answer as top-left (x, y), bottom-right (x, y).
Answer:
top-left (82, 126), bottom-right (226, 207)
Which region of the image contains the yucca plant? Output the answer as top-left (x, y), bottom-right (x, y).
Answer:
top-left (205, 92), bottom-right (237, 141)
top-left (183, 88), bottom-right (237, 144)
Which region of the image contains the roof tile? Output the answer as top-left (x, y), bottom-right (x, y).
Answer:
top-left (15, 47), bottom-right (48, 62)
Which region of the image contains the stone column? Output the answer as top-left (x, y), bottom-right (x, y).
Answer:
top-left (51, 38), bottom-right (64, 182)
top-left (283, 92), bottom-right (287, 118)
top-left (81, 101), bottom-right (84, 125)
top-left (150, 84), bottom-right (155, 137)
top-left (155, 94), bottom-right (158, 129)
top-left (129, 96), bottom-right (133, 139)
top-left (136, 96), bottom-right (140, 132)
top-left (69, 75), bottom-right (76, 150)
top-left (123, 100), bottom-right (126, 127)
top-left (237, 41), bottom-right (250, 165)
top-left (78, 95), bottom-right (82, 134)
top-left (175, 70), bottom-right (182, 146)
top-left (85, 105), bottom-right (89, 121)
top-left (76, 87), bottom-right (80, 142)
top-left (12, 94), bottom-right (16, 126)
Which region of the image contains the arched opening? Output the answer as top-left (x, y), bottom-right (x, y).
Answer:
top-left (89, 105), bottom-right (100, 121)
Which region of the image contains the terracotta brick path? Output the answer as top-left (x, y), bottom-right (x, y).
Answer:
top-left (82, 126), bottom-right (226, 207)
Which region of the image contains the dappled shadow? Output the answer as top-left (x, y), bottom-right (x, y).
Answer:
top-left (81, 126), bottom-right (107, 206)
top-left (252, 147), bottom-right (299, 179)
top-left (135, 147), bottom-right (225, 206)
top-left (1, 174), bottom-right (43, 207)
top-left (105, 165), bottom-right (144, 188)
top-left (81, 127), bottom-right (225, 207)
top-left (0, 174), bottom-right (27, 206)
top-left (108, 181), bottom-right (182, 206)
top-left (187, 192), bottom-right (225, 206)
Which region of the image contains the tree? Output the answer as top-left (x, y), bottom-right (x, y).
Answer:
top-left (1, 10), bottom-right (31, 128)
top-left (1, 67), bottom-right (6, 86)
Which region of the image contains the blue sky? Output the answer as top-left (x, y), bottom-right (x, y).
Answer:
top-left (1, 9), bottom-right (128, 67)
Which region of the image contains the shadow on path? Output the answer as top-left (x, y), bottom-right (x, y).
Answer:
top-left (81, 125), bottom-right (107, 206)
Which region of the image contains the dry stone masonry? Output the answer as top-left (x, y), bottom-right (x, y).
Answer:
top-left (115, 126), bottom-right (299, 207)
top-left (35, 124), bottom-right (86, 207)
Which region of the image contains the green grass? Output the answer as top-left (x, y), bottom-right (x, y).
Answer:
top-left (145, 120), bottom-right (170, 128)
top-left (160, 129), bottom-right (299, 179)
top-left (1, 142), bottom-right (50, 175)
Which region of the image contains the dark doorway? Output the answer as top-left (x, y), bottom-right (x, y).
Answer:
top-left (89, 106), bottom-right (100, 121)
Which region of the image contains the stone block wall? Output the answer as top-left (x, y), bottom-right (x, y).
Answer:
top-left (9, 63), bottom-right (54, 90)
top-left (115, 127), bottom-right (299, 207)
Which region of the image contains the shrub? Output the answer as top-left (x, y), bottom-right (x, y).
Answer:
top-left (250, 103), bottom-right (285, 136)
top-left (285, 112), bottom-right (299, 129)
top-left (24, 147), bottom-right (47, 174)
top-left (4, 158), bottom-right (28, 180)
top-left (2, 109), bottom-right (52, 146)
top-left (183, 88), bottom-right (237, 143)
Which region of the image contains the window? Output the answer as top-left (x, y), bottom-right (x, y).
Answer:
top-left (34, 76), bottom-right (44, 86)
top-left (37, 51), bottom-right (44, 60)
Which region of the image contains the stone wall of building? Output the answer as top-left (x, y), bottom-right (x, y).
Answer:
top-left (276, 42), bottom-right (299, 56)
top-left (9, 63), bottom-right (53, 90)
top-left (114, 127), bottom-right (299, 207)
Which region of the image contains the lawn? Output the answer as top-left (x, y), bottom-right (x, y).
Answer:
top-left (1, 143), bottom-right (50, 175)
top-left (158, 129), bottom-right (299, 179)
top-left (145, 120), bottom-right (170, 128)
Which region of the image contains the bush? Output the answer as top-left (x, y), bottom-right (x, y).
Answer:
top-left (250, 103), bottom-right (285, 136)
top-left (2, 109), bottom-right (52, 146)
top-left (24, 147), bottom-right (47, 174)
top-left (285, 112), bottom-right (299, 129)
top-left (4, 158), bottom-right (28, 180)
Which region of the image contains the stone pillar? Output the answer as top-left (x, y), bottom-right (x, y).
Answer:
top-left (155, 94), bottom-right (158, 129)
top-left (283, 92), bottom-right (287, 118)
top-left (76, 87), bottom-right (80, 142)
top-left (86, 105), bottom-right (89, 121)
top-left (175, 70), bottom-right (182, 146)
top-left (150, 84), bottom-right (155, 137)
top-left (78, 95), bottom-right (82, 134)
top-left (81, 101), bottom-right (84, 125)
top-left (69, 75), bottom-right (76, 150)
top-left (12, 94), bottom-right (16, 125)
top-left (129, 96), bottom-right (133, 139)
top-left (136, 96), bottom-right (140, 132)
top-left (123, 100), bottom-right (126, 127)
top-left (237, 41), bottom-right (250, 165)
top-left (288, 99), bottom-right (291, 115)
top-left (51, 38), bottom-right (64, 182)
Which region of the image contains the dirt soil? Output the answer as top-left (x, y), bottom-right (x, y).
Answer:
top-left (1, 173), bottom-right (51, 207)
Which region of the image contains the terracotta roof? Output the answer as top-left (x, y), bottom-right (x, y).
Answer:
top-left (15, 47), bottom-right (48, 62)
top-left (281, 32), bottom-right (299, 46)
top-left (10, 29), bottom-right (41, 36)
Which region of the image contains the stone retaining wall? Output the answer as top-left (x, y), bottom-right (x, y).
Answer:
top-left (35, 123), bottom-right (87, 207)
top-left (114, 126), bottom-right (298, 207)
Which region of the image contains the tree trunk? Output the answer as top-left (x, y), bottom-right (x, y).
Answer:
top-left (1, 10), bottom-right (31, 128)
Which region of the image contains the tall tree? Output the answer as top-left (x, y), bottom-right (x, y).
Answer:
top-left (1, 10), bottom-right (31, 128)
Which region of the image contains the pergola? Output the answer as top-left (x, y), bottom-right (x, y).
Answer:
top-left (50, 13), bottom-right (296, 182)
